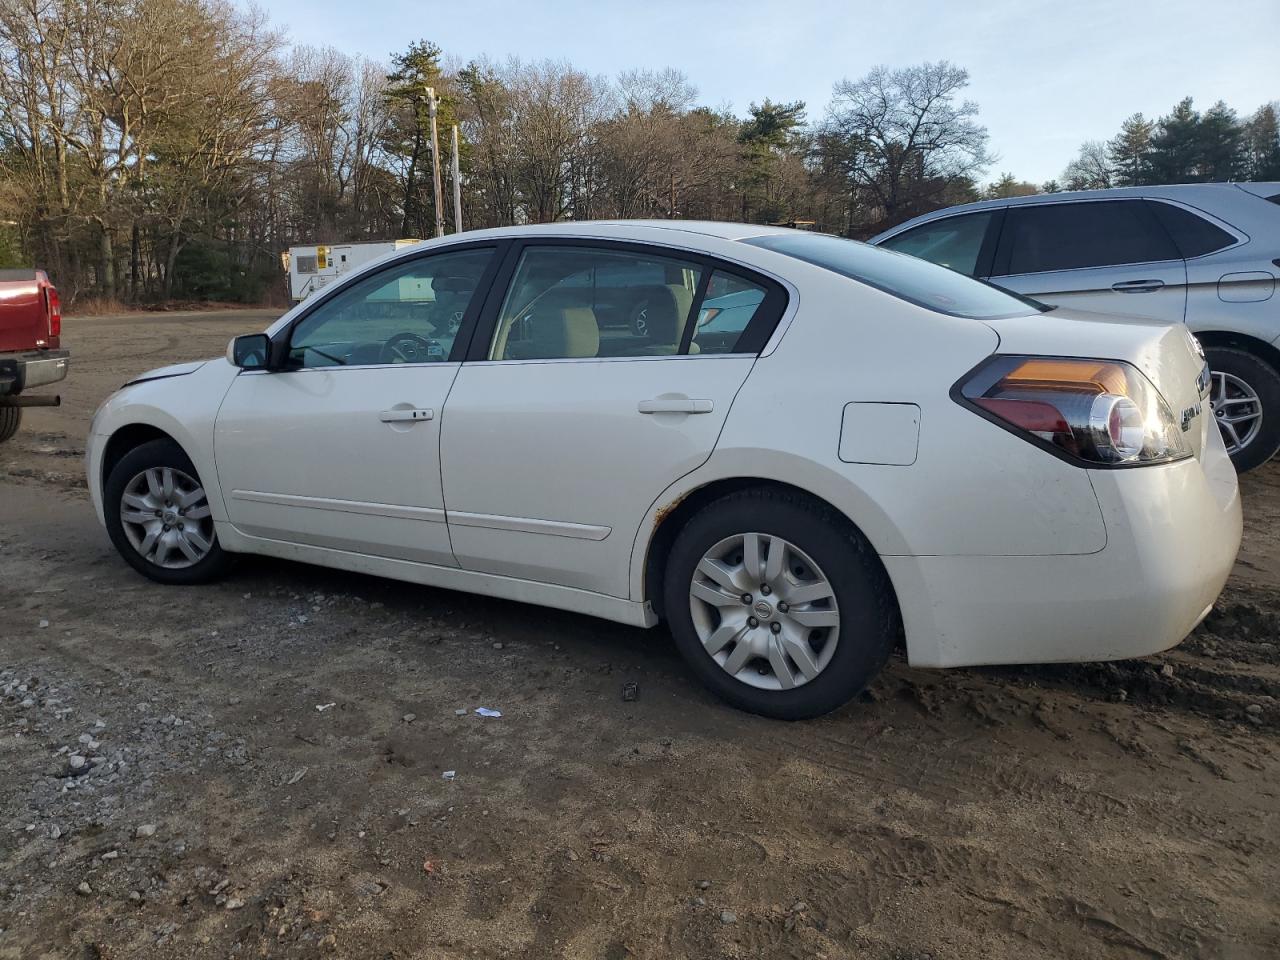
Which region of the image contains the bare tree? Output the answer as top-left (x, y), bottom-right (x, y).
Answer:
top-left (823, 61), bottom-right (991, 231)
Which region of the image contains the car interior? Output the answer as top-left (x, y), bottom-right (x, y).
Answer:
top-left (490, 251), bottom-right (704, 361)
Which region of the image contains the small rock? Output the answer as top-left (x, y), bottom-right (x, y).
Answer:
top-left (698, 880), bottom-right (711, 890)
top-left (76, 881), bottom-right (92, 896)
top-left (566, 849), bottom-right (579, 862)
top-left (68, 755), bottom-right (87, 771)
top-left (1246, 704), bottom-right (1263, 715)
top-left (38, 619), bottom-right (49, 629)
top-left (101, 850), bottom-right (119, 861)
top-left (492, 642), bottom-right (504, 650)
top-left (1160, 664), bottom-right (1175, 679)
top-left (224, 897), bottom-right (246, 910)
top-left (791, 900), bottom-right (808, 913)
top-left (135, 824), bottom-right (157, 838)
top-left (401, 713), bottom-right (416, 724)
top-left (49, 825), bottom-right (62, 840)
top-left (692, 896), bottom-right (705, 906)
top-left (129, 890), bottom-right (142, 902)
top-left (320, 934), bottom-right (337, 951)
top-left (622, 681), bottom-right (639, 702)
top-left (454, 708), bottom-right (467, 717)
top-left (720, 910), bottom-right (737, 925)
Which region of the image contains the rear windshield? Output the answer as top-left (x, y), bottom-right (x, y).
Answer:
top-left (743, 232), bottom-right (1044, 320)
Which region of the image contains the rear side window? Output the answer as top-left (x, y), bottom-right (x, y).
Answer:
top-left (744, 232), bottom-right (1040, 320)
top-left (1147, 201), bottom-right (1236, 258)
top-left (877, 211), bottom-right (993, 277)
top-left (1000, 200), bottom-right (1177, 275)
top-left (690, 272), bottom-right (768, 355)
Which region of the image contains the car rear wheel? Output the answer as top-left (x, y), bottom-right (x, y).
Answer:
top-left (663, 487), bottom-right (898, 719)
top-left (1203, 346), bottom-right (1280, 473)
top-left (104, 438), bottom-right (234, 584)
top-left (0, 407), bottom-right (21, 444)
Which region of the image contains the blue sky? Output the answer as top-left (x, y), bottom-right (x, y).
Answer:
top-left (255, 0), bottom-right (1278, 185)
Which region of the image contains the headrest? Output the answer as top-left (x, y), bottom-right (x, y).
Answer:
top-left (432, 275), bottom-right (475, 295)
top-left (527, 307), bottom-right (599, 359)
top-left (642, 284), bottom-right (695, 345)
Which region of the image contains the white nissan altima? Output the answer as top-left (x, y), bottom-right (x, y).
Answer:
top-left (87, 221), bottom-right (1242, 719)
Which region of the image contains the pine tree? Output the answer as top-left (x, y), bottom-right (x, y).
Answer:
top-left (1243, 104), bottom-right (1280, 181)
top-left (1198, 101), bottom-right (1244, 181)
top-left (1107, 113), bottom-right (1154, 186)
top-left (1147, 98), bottom-right (1202, 183)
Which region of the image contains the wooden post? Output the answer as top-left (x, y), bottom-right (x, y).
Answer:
top-left (425, 86), bottom-right (445, 238)
top-left (450, 125), bottom-right (463, 233)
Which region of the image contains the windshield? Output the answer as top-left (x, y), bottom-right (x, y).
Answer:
top-left (743, 232), bottom-right (1046, 320)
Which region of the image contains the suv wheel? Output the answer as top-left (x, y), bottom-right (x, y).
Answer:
top-left (663, 488), bottom-right (898, 720)
top-left (104, 438), bottom-right (234, 584)
top-left (0, 407), bottom-right (21, 444)
top-left (1203, 346), bottom-right (1280, 473)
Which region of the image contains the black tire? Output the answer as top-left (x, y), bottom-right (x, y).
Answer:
top-left (0, 406), bottom-right (21, 444)
top-left (1204, 346), bottom-right (1280, 474)
top-left (104, 438), bottom-right (234, 585)
top-left (663, 487), bottom-right (898, 720)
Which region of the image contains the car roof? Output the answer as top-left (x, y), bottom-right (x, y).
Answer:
top-left (436, 219), bottom-right (796, 244)
top-left (872, 182), bottom-right (1279, 240)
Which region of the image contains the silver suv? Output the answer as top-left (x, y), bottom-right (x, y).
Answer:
top-left (871, 182), bottom-right (1280, 472)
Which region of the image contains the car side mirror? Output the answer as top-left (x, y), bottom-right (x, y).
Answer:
top-left (227, 333), bottom-right (271, 370)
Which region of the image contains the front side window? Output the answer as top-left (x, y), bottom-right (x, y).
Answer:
top-left (288, 248), bottom-right (493, 368)
top-left (745, 232), bottom-right (1040, 320)
top-left (488, 247), bottom-right (704, 360)
top-left (878, 211), bottom-right (993, 277)
top-left (1000, 200), bottom-right (1178, 275)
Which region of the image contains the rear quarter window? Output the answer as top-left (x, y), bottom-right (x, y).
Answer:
top-left (1147, 201), bottom-right (1236, 258)
top-left (744, 232), bottom-right (1041, 320)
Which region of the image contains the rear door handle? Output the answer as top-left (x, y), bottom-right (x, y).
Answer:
top-left (638, 397), bottom-right (714, 415)
top-left (379, 407), bottom-right (434, 422)
top-left (1112, 279), bottom-right (1165, 293)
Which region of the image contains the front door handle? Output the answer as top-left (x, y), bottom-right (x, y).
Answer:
top-left (379, 407), bottom-right (435, 422)
top-left (638, 397), bottom-right (714, 415)
top-left (1112, 279), bottom-right (1165, 293)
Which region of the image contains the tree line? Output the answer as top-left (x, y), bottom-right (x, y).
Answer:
top-left (0, 0), bottom-right (1275, 306)
top-left (1054, 98), bottom-right (1280, 192)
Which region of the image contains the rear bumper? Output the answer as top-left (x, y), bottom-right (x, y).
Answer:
top-left (0, 349), bottom-right (70, 395)
top-left (888, 436), bottom-right (1241, 668)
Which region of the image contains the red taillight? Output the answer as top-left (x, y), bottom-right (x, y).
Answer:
top-left (45, 286), bottom-right (61, 338)
top-left (973, 397), bottom-right (1070, 436)
top-left (957, 355), bottom-right (1190, 467)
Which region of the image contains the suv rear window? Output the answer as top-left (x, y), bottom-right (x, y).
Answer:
top-left (1147, 201), bottom-right (1236, 258)
top-left (743, 232), bottom-right (1041, 320)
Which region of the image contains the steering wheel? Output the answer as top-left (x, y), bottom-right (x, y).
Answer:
top-left (380, 332), bottom-right (441, 364)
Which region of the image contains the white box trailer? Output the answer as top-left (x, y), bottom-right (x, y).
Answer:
top-left (286, 239), bottom-right (420, 301)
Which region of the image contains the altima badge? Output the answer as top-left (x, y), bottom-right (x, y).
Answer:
top-left (1181, 402), bottom-right (1202, 432)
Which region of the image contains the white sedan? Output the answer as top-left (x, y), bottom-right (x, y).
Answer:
top-left (87, 221), bottom-right (1242, 719)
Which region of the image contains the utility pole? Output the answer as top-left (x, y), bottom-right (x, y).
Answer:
top-left (425, 86), bottom-right (445, 238)
top-left (450, 125), bottom-right (463, 233)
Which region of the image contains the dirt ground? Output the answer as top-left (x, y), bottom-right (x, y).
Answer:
top-left (1, 310), bottom-right (1277, 960)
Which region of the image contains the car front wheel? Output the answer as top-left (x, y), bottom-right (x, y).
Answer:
top-left (663, 488), bottom-right (898, 719)
top-left (104, 438), bottom-right (233, 584)
top-left (1203, 346), bottom-right (1280, 473)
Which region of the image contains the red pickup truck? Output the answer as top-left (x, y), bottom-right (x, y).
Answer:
top-left (0, 268), bottom-right (68, 444)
